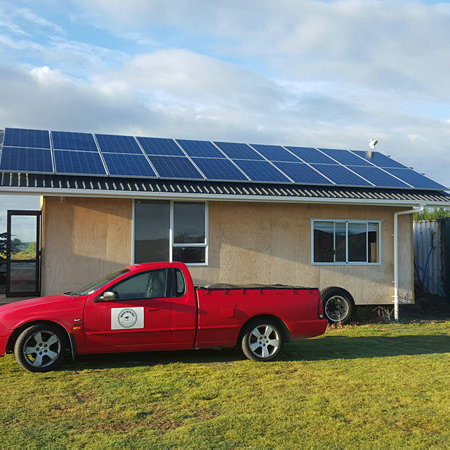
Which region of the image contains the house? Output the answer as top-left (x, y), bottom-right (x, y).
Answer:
top-left (1, 127), bottom-right (449, 323)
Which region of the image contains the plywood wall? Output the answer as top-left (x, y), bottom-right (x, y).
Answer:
top-left (41, 197), bottom-right (413, 305)
top-left (189, 202), bottom-right (414, 305)
top-left (41, 197), bottom-right (132, 295)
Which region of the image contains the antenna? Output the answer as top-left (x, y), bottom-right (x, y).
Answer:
top-left (367, 138), bottom-right (378, 158)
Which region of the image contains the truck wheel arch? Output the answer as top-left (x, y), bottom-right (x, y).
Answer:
top-left (237, 315), bottom-right (291, 346)
top-left (6, 321), bottom-right (76, 359)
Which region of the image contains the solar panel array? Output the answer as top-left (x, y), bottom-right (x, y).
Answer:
top-left (0, 127), bottom-right (446, 190)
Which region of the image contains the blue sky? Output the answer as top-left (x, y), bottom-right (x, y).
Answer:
top-left (0, 0), bottom-right (449, 228)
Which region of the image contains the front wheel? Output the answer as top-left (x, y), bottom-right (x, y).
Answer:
top-left (14, 324), bottom-right (67, 372)
top-left (241, 320), bottom-right (283, 361)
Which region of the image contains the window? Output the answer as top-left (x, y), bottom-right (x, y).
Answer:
top-left (111, 269), bottom-right (168, 300)
top-left (174, 269), bottom-right (186, 297)
top-left (312, 220), bottom-right (381, 264)
top-left (134, 200), bottom-right (208, 265)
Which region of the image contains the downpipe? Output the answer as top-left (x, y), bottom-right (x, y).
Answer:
top-left (393, 206), bottom-right (424, 322)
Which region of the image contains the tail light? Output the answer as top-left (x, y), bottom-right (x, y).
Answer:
top-left (318, 293), bottom-right (324, 319)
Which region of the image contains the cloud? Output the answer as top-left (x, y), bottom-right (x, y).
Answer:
top-left (0, 1), bottom-right (448, 187)
top-left (73, 0), bottom-right (450, 100)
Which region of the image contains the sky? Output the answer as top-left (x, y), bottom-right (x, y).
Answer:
top-left (0, 0), bottom-right (449, 229)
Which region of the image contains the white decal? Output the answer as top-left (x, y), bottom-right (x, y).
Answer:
top-left (111, 307), bottom-right (144, 330)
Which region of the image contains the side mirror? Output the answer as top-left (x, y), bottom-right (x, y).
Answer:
top-left (99, 291), bottom-right (118, 302)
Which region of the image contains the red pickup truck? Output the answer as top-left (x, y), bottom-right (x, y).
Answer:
top-left (0, 262), bottom-right (327, 372)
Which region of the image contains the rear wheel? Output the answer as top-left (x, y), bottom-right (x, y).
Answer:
top-left (241, 319), bottom-right (283, 361)
top-left (14, 324), bottom-right (67, 372)
top-left (322, 288), bottom-right (354, 324)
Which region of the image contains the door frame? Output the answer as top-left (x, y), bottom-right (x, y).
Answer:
top-left (6, 210), bottom-right (41, 297)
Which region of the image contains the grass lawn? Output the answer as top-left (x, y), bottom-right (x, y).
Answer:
top-left (0, 321), bottom-right (449, 447)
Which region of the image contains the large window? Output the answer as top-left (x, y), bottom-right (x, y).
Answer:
top-left (312, 219), bottom-right (380, 265)
top-left (134, 200), bottom-right (208, 265)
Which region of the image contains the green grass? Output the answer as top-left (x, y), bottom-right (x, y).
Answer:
top-left (1, 321), bottom-right (449, 448)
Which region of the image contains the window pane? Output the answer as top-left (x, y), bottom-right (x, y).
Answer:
top-left (335, 222), bottom-right (346, 262)
top-left (348, 223), bottom-right (367, 262)
top-left (10, 215), bottom-right (38, 261)
top-left (113, 269), bottom-right (167, 300)
top-left (313, 222), bottom-right (334, 262)
top-left (174, 202), bottom-right (205, 243)
top-left (175, 269), bottom-right (186, 296)
top-left (135, 200), bottom-right (170, 263)
top-left (368, 223), bottom-right (379, 263)
top-left (9, 261), bottom-right (37, 293)
top-left (173, 247), bottom-right (205, 264)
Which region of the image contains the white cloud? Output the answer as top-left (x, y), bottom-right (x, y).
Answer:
top-left (0, 0), bottom-right (448, 187)
top-left (73, 0), bottom-right (450, 99)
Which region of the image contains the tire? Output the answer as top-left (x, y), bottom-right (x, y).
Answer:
top-left (322, 288), bottom-right (354, 324)
top-left (14, 324), bottom-right (68, 372)
top-left (241, 319), bottom-right (283, 362)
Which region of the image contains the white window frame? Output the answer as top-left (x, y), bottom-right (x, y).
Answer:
top-left (132, 199), bottom-right (209, 266)
top-left (310, 218), bottom-right (382, 266)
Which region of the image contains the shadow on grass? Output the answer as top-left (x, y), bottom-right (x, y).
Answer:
top-left (64, 334), bottom-right (450, 371)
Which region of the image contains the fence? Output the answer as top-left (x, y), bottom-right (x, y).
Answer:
top-left (413, 218), bottom-right (450, 297)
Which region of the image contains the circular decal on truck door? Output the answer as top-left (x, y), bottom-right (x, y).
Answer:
top-left (118, 309), bottom-right (138, 328)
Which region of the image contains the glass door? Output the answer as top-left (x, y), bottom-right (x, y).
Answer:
top-left (6, 210), bottom-right (41, 297)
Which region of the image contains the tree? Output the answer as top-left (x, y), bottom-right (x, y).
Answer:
top-left (0, 233), bottom-right (23, 263)
top-left (414, 208), bottom-right (450, 221)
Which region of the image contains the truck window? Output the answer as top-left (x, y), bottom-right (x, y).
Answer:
top-left (175, 269), bottom-right (186, 296)
top-left (111, 269), bottom-right (168, 300)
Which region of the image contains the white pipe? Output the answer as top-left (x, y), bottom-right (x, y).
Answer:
top-left (393, 206), bottom-right (425, 322)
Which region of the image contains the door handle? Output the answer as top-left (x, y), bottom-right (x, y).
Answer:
top-left (148, 307), bottom-right (159, 311)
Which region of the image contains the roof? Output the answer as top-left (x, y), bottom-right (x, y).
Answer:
top-left (1, 127), bottom-right (448, 206)
top-left (1, 171), bottom-right (449, 206)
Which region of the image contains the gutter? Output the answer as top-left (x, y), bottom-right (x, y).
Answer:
top-left (393, 206), bottom-right (425, 322)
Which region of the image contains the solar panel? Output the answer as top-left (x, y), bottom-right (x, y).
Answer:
top-left (102, 153), bottom-right (157, 177)
top-left (214, 142), bottom-right (264, 160)
top-left (351, 150), bottom-right (407, 168)
top-left (0, 147), bottom-right (53, 173)
top-left (285, 146), bottom-right (336, 164)
top-left (311, 164), bottom-right (372, 186)
top-left (96, 134), bottom-right (142, 154)
top-left (4, 128), bottom-right (50, 148)
top-left (147, 155), bottom-right (204, 179)
top-left (51, 131), bottom-right (98, 152)
top-left (177, 139), bottom-right (226, 158)
top-left (273, 162), bottom-right (333, 185)
top-left (54, 150), bottom-right (106, 175)
top-left (233, 159), bottom-right (291, 182)
top-left (319, 148), bottom-right (373, 166)
top-left (382, 168), bottom-right (447, 190)
top-left (347, 166), bottom-right (410, 188)
top-left (192, 157), bottom-right (248, 181)
top-left (250, 144), bottom-right (300, 162)
top-left (137, 137), bottom-right (185, 156)
top-left (0, 128), bottom-right (446, 191)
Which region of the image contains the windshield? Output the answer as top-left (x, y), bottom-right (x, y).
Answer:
top-left (65, 268), bottom-right (130, 296)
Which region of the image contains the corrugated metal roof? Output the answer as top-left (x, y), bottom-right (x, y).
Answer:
top-left (1, 171), bottom-right (449, 205)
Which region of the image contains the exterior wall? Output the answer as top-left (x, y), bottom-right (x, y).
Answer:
top-left (41, 197), bottom-right (132, 296)
top-left (190, 202), bottom-right (414, 305)
top-left (41, 197), bottom-right (414, 305)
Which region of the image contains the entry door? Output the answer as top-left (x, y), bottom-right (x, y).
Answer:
top-left (6, 210), bottom-right (41, 297)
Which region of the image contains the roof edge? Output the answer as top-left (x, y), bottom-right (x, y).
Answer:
top-left (1, 185), bottom-right (449, 207)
